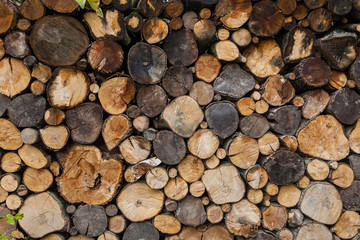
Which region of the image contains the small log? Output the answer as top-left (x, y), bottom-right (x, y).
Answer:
top-left (193, 20), bottom-right (216, 51)
top-left (212, 40), bottom-right (239, 62)
top-left (227, 134), bottom-right (259, 169)
top-left (0, 1), bottom-right (16, 34)
top-left (133, 116), bottom-right (149, 133)
top-left (288, 209), bottom-right (303, 228)
top-left (328, 0), bottom-right (352, 16)
top-left (0, 57), bottom-right (31, 98)
top-left (231, 28), bottom-right (252, 48)
top-left (349, 155), bottom-right (360, 180)
top-left (21, 127), bottom-right (40, 145)
top-left (330, 163), bottom-right (354, 188)
top-left (297, 115), bottom-right (349, 161)
top-left (84, 9), bottom-right (125, 40)
top-left (124, 157), bottom-right (161, 183)
top-left (329, 70), bottom-right (347, 90)
top-left (142, 18), bottom-right (169, 44)
top-left (20, 0), bottom-right (44, 20)
top-left (19, 192), bottom-right (68, 238)
top-left (23, 167), bottom-right (53, 192)
top-left (5, 194), bottom-right (22, 210)
top-left (262, 150), bottom-right (305, 185)
top-left (240, 113), bottom-right (270, 138)
top-left (4, 31), bottom-right (30, 58)
top-left (108, 215), bottom-right (126, 234)
top-left (138, 0), bottom-right (164, 18)
top-left (202, 225), bottom-right (232, 240)
top-left (69, 236), bottom-right (94, 240)
top-left (165, 0), bottom-right (184, 18)
top-left (32, 63), bottom-right (51, 83)
top-left (126, 105), bottom-right (141, 119)
top-left (57, 144), bottom-right (123, 205)
top-left (213, 63), bottom-right (255, 99)
top-left (237, 97), bottom-right (255, 116)
top-left (189, 81), bottom-right (214, 106)
top-left (309, 8), bottom-right (332, 33)
top-left (73, 205), bottom-right (107, 237)
top-left (302, 89), bottom-right (330, 119)
top-left (153, 130), bottom-right (186, 165)
top-left (341, 181), bottom-right (360, 210)
top-left (126, 13), bottom-right (143, 33)
top-left (0, 174), bottom-right (20, 192)
top-left (245, 165), bottom-right (268, 189)
top-left (258, 132), bottom-right (280, 155)
top-left (262, 205), bottom-right (287, 231)
top-left (202, 165), bottom-right (245, 204)
top-left (169, 17), bottom-right (183, 30)
top-left (98, 232), bottom-right (118, 240)
top-left (146, 167), bottom-right (169, 189)
top-left (30, 80), bottom-right (45, 96)
top-left (161, 96), bottom-right (204, 138)
top-left (47, 68), bottom-right (90, 109)
top-left (66, 103), bottom-right (103, 145)
top-left (105, 204), bottom-right (118, 217)
top-left (299, 182), bottom-right (342, 224)
top-left (40, 125), bottom-right (69, 150)
top-left (215, 0), bottom-right (252, 29)
top-left (123, 222), bottom-right (159, 240)
top-left (30, 16), bottom-right (89, 66)
top-left (266, 183), bottom-right (279, 196)
top-left (205, 101), bottom-right (239, 139)
top-left (128, 42), bottom-right (167, 84)
top-left (225, 199), bottom-right (261, 237)
top-left (41, 0), bottom-right (77, 13)
top-left (267, 106), bottom-right (301, 135)
top-left (217, 28), bottom-right (230, 40)
top-left (295, 223), bottom-right (333, 240)
top-left (1, 152), bottom-right (21, 173)
top-left (117, 182), bottom-right (164, 222)
top-left (18, 144), bottom-right (49, 169)
top-left (0, 119), bottom-right (22, 150)
top-left (120, 136), bottom-right (151, 164)
top-left (206, 205), bottom-right (223, 224)
top-left (143, 128), bottom-right (157, 141)
top-left (248, 0), bottom-right (285, 37)
top-left (316, 31), bottom-right (357, 71)
top-left (277, 0), bottom-right (296, 15)
top-left (49, 161), bottom-right (60, 177)
top-left (333, 211), bottom-right (360, 239)
top-left (304, 0), bottom-right (327, 9)
top-left (163, 29), bottom-right (198, 66)
top-left (247, 189), bottom-right (263, 204)
top-left (175, 195), bottom-right (206, 227)
top-left (162, 65), bottom-right (193, 98)
top-left (137, 85), bottom-right (167, 117)
top-left (153, 214), bottom-right (181, 234)
top-left (164, 177), bottom-right (188, 200)
top-left (165, 198), bottom-right (178, 212)
top-left (188, 129), bottom-right (219, 159)
top-left (306, 158), bottom-right (330, 180)
top-left (102, 115), bottom-right (131, 151)
top-left (44, 108), bottom-right (65, 126)
top-left (182, 11), bottom-right (198, 30)
top-left (178, 155), bottom-right (205, 183)
top-left (277, 184), bottom-right (301, 208)
top-left (205, 155), bottom-right (220, 169)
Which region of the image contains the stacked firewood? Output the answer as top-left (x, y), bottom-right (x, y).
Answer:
top-left (1, 0), bottom-right (360, 239)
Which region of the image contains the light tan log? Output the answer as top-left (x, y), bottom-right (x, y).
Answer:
top-left (102, 115), bottom-right (131, 151)
top-left (178, 155), bottom-right (205, 183)
top-left (164, 177), bottom-right (188, 201)
top-left (18, 144), bottom-right (49, 169)
top-left (30, 80), bottom-right (45, 95)
top-left (49, 161), bottom-right (60, 177)
top-left (44, 108), bottom-right (65, 126)
top-left (203, 225), bottom-right (232, 240)
top-left (189, 81), bottom-right (214, 106)
top-left (205, 155), bottom-right (220, 169)
top-left (145, 167), bottom-right (169, 189)
top-left (195, 54), bottom-right (221, 83)
top-left (206, 205), bottom-right (223, 224)
top-left (0, 119), bottom-right (23, 151)
top-left (280, 135), bottom-right (298, 151)
top-left (258, 132), bottom-right (280, 155)
top-left (133, 115), bottom-right (149, 133)
top-left (262, 204), bottom-right (288, 231)
top-left (16, 184), bottom-right (27, 197)
top-left (153, 214), bottom-right (181, 234)
top-left (277, 184), bottom-right (301, 207)
top-left (32, 63), bottom-right (51, 83)
top-left (0, 186), bottom-right (8, 203)
top-left (97, 232), bottom-right (118, 240)
top-left (178, 227), bottom-right (202, 239)
top-left (40, 125), bottom-right (69, 150)
top-left (302, 89), bottom-right (330, 119)
top-left (237, 97), bottom-right (255, 116)
top-left (349, 118), bottom-right (360, 154)
top-left (232, 28), bottom-right (252, 47)
top-left (245, 165), bottom-right (268, 189)
top-left (247, 189), bottom-right (263, 204)
top-left (266, 183), bottom-right (279, 196)
top-left (295, 222), bottom-right (333, 240)
top-left (108, 215), bottom-right (126, 234)
top-left (213, 40), bottom-right (239, 62)
top-left (333, 211), bottom-right (360, 239)
top-left (23, 167), bottom-right (53, 192)
top-left (1, 152), bottom-right (21, 173)
top-left (189, 181), bottom-right (205, 197)
top-left (330, 163), bottom-right (354, 188)
top-left (120, 136), bottom-right (151, 164)
top-left (297, 176), bottom-right (310, 189)
top-left (5, 194), bottom-right (22, 210)
top-left (227, 134), bottom-right (259, 169)
top-left (188, 129), bottom-right (219, 159)
top-left (255, 99), bottom-right (269, 114)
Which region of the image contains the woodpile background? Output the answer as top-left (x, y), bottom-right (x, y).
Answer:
top-left (1, 0), bottom-right (360, 239)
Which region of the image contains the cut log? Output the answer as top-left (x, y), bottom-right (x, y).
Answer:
top-left (258, 132), bottom-right (280, 155)
top-left (178, 155), bottom-right (205, 183)
top-left (69, 236), bottom-right (94, 240)
top-left (0, 119), bottom-right (23, 150)
top-left (329, 70), bottom-right (347, 90)
top-left (18, 144), bottom-right (49, 169)
top-left (0, 94), bottom-right (9, 117)
top-left (1, 152), bottom-right (21, 173)
top-left (237, 97), bottom-right (255, 116)
top-left (349, 155), bottom-right (360, 180)
top-left (125, 13), bottom-right (143, 33)
top-left (123, 222), bottom-right (159, 240)
top-left (153, 214), bottom-right (181, 234)
top-left (124, 157), bottom-right (161, 183)
top-left (161, 96), bottom-right (204, 138)
top-left (306, 159), bottom-right (330, 180)
top-left (102, 114), bottom-right (131, 151)
top-left (66, 103), bottom-right (103, 144)
top-left (277, 184), bottom-right (301, 207)
top-left (202, 165), bottom-right (245, 204)
top-left (41, 0), bottom-right (77, 13)
top-left (5, 194), bottom-right (22, 210)
top-left (205, 101), bottom-right (239, 139)
top-left (49, 161), bottom-right (60, 177)
top-left (19, 192), bottom-right (68, 238)
top-left (108, 215), bottom-right (126, 234)
top-left (117, 182), bottom-right (164, 222)
top-left (188, 129), bottom-right (219, 159)
top-left (142, 18), bottom-right (169, 44)
top-left (0, 174), bottom-right (20, 192)
top-left (247, 189), bottom-right (263, 204)
top-left (299, 182), bottom-right (342, 224)
top-left (315, 31), bottom-right (357, 71)
top-left (30, 16), bottom-right (89, 66)
top-left (23, 167), bottom-right (53, 192)
top-left (32, 62), bottom-right (52, 83)
top-left (248, 0), bottom-right (285, 37)
top-left (40, 125), bottom-right (69, 150)
top-left (240, 113), bottom-right (270, 138)
top-left (206, 205), bottom-right (223, 223)
top-left (47, 68), bottom-right (90, 109)
top-left (162, 65), bottom-right (193, 98)
top-left (138, 0), bottom-right (164, 18)
top-left (212, 40), bottom-right (239, 62)
top-left (330, 163), bottom-right (354, 188)
top-left (44, 108), bottom-right (65, 126)
top-left (164, 177), bottom-right (188, 200)
top-left (309, 8), bottom-right (332, 33)
top-left (165, 0), bottom-right (183, 18)
top-left (302, 89), bottom-right (330, 119)
top-left (215, 0), bottom-right (252, 29)
top-left (288, 209), bottom-right (303, 227)
top-left (244, 39), bottom-right (284, 78)
top-left (133, 115), bottom-right (149, 132)
top-left (262, 205), bottom-right (287, 231)
top-left (0, 57), bottom-right (31, 98)
top-left (0, 39), bottom-right (3, 60)
top-left (128, 42), bottom-right (167, 84)
top-left (231, 28), bottom-right (252, 47)
top-left (137, 85), bottom-right (167, 117)
top-left (30, 80), bottom-right (45, 96)
top-left (153, 130), bottom-right (186, 165)
top-left (202, 225), bottom-right (232, 240)
top-left (262, 150), bottom-right (305, 185)
top-left (227, 134), bottom-right (259, 169)
top-left (84, 9), bottom-right (125, 40)
top-left (120, 136), bottom-right (151, 164)
top-left (0, 1), bottom-right (16, 34)
top-left (175, 195), bottom-right (206, 227)
top-left (182, 11), bottom-right (198, 30)
top-left (4, 31), bottom-right (30, 58)
top-left (189, 81), bottom-right (214, 106)
top-left (297, 115), bottom-right (349, 160)
top-left (304, 0), bottom-right (327, 9)
top-left (333, 211), bottom-right (360, 239)
top-left (277, 0), bottom-right (296, 15)
top-left (213, 63), bottom-right (255, 99)
top-left (20, 127), bottom-right (40, 146)
top-left (245, 165), bottom-right (268, 189)
top-left (57, 144), bottom-right (123, 205)
top-left (267, 106), bottom-right (301, 135)
top-left (329, 0), bottom-right (352, 15)
top-left (295, 223), bottom-right (333, 240)
top-left (341, 181), bottom-right (360, 210)
top-left (266, 183), bottom-right (279, 196)
top-left (20, 0), bottom-right (44, 20)
top-left (73, 205), bottom-right (107, 237)
top-left (146, 167), bottom-right (169, 189)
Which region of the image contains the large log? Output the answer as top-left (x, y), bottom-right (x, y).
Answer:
top-left (267, 105), bottom-right (301, 135)
top-left (215, 0), bottom-right (252, 29)
top-left (295, 223), bottom-right (333, 240)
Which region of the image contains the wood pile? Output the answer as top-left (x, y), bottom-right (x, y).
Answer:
top-left (1, 0), bottom-right (360, 239)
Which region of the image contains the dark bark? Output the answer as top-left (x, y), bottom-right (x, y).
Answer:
top-left (137, 85), bottom-right (167, 117)
top-left (341, 181), bottom-right (360, 210)
top-left (73, 205), bottom-right (107, 237)
top-left (267, 105), bottom-right (301, 135)
top-left (125, 13), bottom-right (143, 33)
top-left (240, 113), bottom-right (270, 138)
top-left (162, 65), bottom-right (193, 97)
top-left (153, 130), bottom-right (186, 165)
top-left (328, 0), bottom-right (352, 16)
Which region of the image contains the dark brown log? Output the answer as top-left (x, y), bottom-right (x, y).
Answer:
top-left (163, 29), bottom-right (198, 66)
top-left (277, 0), bottom-right (296, 15)
top-left (162, 65), bottom-right (193, 98)
top-left (138, 0), bottom-right (164, 18)
top-left (283, 16), bottom-right (297, 30)
top-left (65, 103), bottom-right (103, 144)
top-left (73, 205), bottom-right (107, 237)
top-left (327, 88), bottom-right (360, 125)
top-left (41, 0), bottom-right (78, 13)
top-left (8, 93), bottom-right (46, 128)
top-left (175, 195), bottom-right (206, 227)
top-left (215, 0), bottom-right (252, 29)
top-left (349, 154), bottom-right (360, 180)
top-left (293, 57), bottom-right (331, 93)
top-left (102, 115), bottom-right (131, 151)
top-left (128, 42), bottom-right (167, 84)
top-left (137, 85), bottom-right (167, 117)
top-left (240, 113), bottom-right (270, 138)
top-left (267, 106), bottom-right (301, 135)
top-left (88, 39), bottom-right (124, 74)
top-left (30, 16), bottom-right (89, 66)
top-left (20, 0), bottom-right (45, 20)
top-left (304, 0), bottom-right (327, 9)
top-left (123, 222), bottom-right (159, 240)
top-left (309, 8), bottom-right (332, 33)
top-left (165, 0), bottom-right (184, 18)
top-left (4, 31), bottom-right (30, 58)
top-left (113, 0), bottom-right (133, 11)
top-left (153, 130), bottom-right (186, 165)
top-left (213, 63), bottom-right (255, 99)
top-left (328, 0), bottom-right (352, 15)
top-left (169, 17), bottom-right (183, 30)
top-left (262, 150), bottom-right (305, 185)
top-left (0, 94), bottom-right (10, 117)
top-left (125, 13), bottom-right (143, 33)
top-left (341, 181), bottom-right (360, 210)
top-left (248, 0), bottom-right (285, 37)
top-left (315, 31), bottom-right (358, 71)
top-left (205, 101), bottom-right (239, 139)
